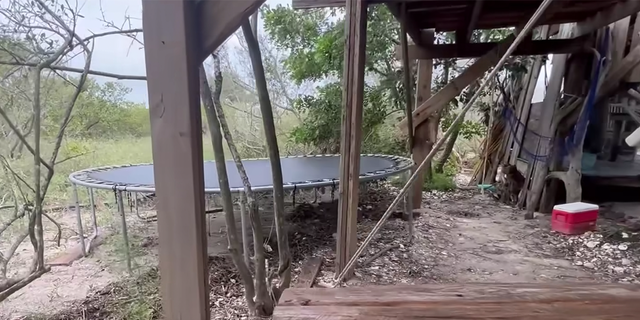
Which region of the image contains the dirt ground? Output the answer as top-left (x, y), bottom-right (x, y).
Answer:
top-left (1, 178), bottom-right (640, 319)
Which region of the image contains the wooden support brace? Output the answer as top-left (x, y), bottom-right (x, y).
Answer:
top-left (141, 0), bottom-right (209, 318)
top-left (398, 34), bottom-right (516, 134)
top-left (508, 25), bottom-right (552, 165)
top-left (395, 37), bottom-right (589, 60)
top-left (411, 53), bottom-right (434, 210)
top-left (627, 14), bottom-right (640, 82)
top-left (336, 0), bottom-right (367, 278)
top-left (198, 0), bottom-right (265, 62)
top-left (400, 0), bottom-right (640, 133)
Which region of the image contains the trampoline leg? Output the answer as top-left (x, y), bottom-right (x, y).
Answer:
top-left (117, 191), bottom-right (133, 274)
top-left (240, 192), bottom-right (251, 267)
top-left (73, 184), bottom-right (87, 256)
top-left (88, 188), bottom-right (98, 235)
top-left (134, 193), bottom-right (139, 216)
top-left (405, 191), bottom-right (414, 244)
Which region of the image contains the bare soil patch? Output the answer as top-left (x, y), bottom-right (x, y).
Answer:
top-left (4, 182), bottom-right (640, 319)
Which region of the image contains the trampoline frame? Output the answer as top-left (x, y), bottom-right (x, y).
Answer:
top-left (68, 154), bottom-right (413, 193)
top-left (68, 154), bottom-right (412, 274)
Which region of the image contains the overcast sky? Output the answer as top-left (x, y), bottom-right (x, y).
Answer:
top-left (67, 0), bottom-right (551, 106)
top-left (68, 0), bottom-right (291, 105)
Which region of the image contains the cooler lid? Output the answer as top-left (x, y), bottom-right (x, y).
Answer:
top-left (553, 202), bottom-right (599, 213)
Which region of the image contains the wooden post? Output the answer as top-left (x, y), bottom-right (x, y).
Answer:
top-left (526, 24), bottom-right (573, 219)
top-left (336, 0), bottom-right (367, 277)
top-left (411, 32), bottom-right (434, 210)
top-left (508, 26), bottom-right (551, 165)
top-left (626, 14), bottom-right (640, 81)
top-left (399, 3), bottom-right (415, 224)
top-left (540, 49), bottom-right (589, 212)
top-left (142, 0), bottom-right (209, 318)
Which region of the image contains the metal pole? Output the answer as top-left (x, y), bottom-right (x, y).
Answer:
top-left (239, 192), bottom-right (251, 267)
top-left (88, 187), bottom-right (98, 235)
top-left (117, 190), bottom-right (132, 273)
top-left (73, 184), bottom-right (86, 256)
top-left (334, 0), bottom-right (556, 285)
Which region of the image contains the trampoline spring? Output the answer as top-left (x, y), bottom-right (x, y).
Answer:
top-left (313, 188), bottom-right (318, 204)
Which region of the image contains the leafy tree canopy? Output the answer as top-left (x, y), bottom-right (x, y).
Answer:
top-left (263, 4), bottom-right (406, 153)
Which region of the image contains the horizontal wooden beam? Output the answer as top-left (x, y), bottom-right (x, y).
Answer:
top-left (395, 36), bottom-right (589, 59)
top-left (574, 0), bottom-right (640, 37)
top-left (274, 283), bottom-right (640, 319)
top-left (198, 0), bottom-right (265, 62)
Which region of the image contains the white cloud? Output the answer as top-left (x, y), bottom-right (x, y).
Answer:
top-left (68, 0), bottom-right (291, 105)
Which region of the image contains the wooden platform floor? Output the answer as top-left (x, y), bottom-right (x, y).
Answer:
top-left (273, 282), bottom-right (640, 319)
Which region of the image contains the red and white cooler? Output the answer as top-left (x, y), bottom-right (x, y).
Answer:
top-left (551, 202), bottom-right (599, 235)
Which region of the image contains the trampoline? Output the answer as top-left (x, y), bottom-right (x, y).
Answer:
top-left (68, 154), bottom-right (412, 272)
top-left (69, 154), bottom-right (412, 193)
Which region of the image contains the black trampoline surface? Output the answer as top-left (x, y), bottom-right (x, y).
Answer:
top-left (69, 154), bottom-right (411, 192)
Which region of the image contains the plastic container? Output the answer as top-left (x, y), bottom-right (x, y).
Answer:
top-left (625, 126), bottom-right (640, 148)
top-left (551, 202), bottom-right (599, 235)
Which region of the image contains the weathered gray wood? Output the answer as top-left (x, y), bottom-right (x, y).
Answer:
top-left (396, 37), bottom-right (589, 59)
top-left (274, 283), bottom-right (640, 319)
top-left (141, 0), bottom-right (209, 318)
top-left (508, 25), bottom-right (550, 165)
top-left (525, 24), bottom-right (573, 219)
top-left (336, 0), bottom-right (367, 278)
top-left (411, 42), bottom-right (434, 210)
top-left (198, 0), bottom-right (264, 61)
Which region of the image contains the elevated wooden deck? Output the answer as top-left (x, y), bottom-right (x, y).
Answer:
top-left (274, 283), bottom-right (640, 319)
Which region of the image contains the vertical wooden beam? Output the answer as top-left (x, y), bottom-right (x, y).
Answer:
top-left (508, 25), bottom-right (551, 165)
top-left (611, 17), bottom-right (631, 68)
top-left (399, 2), bottom-right (415, 222)
top-left (141, 0), bottom-right (209, 318)
top-left (626, 14), bottom-right (640, 81)
top-left (457, 0), bottom-right (483, 44)
top-left (411, 32), bottom-right (434, 210)
top-left (336, 0), bottom-right (367, 278)
top-left (525, 24), bottom-right (574, 219)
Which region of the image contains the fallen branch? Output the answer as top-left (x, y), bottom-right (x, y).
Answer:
top-left (0, 266), bottom-right (50, 301)
top-left (363, 244), bottom-right (400, 267)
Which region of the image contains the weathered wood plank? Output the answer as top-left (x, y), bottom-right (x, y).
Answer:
top-left (141, 0), bottom-right (209, 318)
top-left (626, 14), bottom-right (640, 82)
top-left (525, 23), bottom-right (574, 218)
top-left (198, 0), bottom-right (264, 62)
top-left (508, 25), bottom-right (551, 165)
top-left (295, 257), bottom-right (323, 288)
top-left (398, 34), bottom-right (515, 133)
top-left (395, 36), bottom-right (589, 60)
top-left (411, 34), bottom-right (433, 210)
top-left (336, 0), bottom-right (367, 278)
top-left (610, 16), bottom-right (631, 69)
top-left (274, 283), bottom-right (640, 319)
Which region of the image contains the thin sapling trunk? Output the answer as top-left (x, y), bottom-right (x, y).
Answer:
top-left (241, 20), bottom-right (291, 298)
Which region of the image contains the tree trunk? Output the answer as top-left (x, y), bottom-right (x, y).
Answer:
top-left (435, 120), bottom-right (461, 173)
top-left (205, 52), bottom-right (275, 316)
top-left (241, 20), bottom-right (291, 300)
top-left (199, 66), bottom-right (262, 314)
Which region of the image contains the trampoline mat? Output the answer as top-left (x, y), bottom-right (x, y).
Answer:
top-left (79, 155), bottom-right (409, 191)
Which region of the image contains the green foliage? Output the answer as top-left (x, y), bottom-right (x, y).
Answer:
top-left (263, 5), bottom-right (406, 153)
top-left (440, 113), bottom-right (485, 140)
top-left (423, 172), bottom-right (456, 192)
top-left (42, 78), bottom-right (150, 139)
